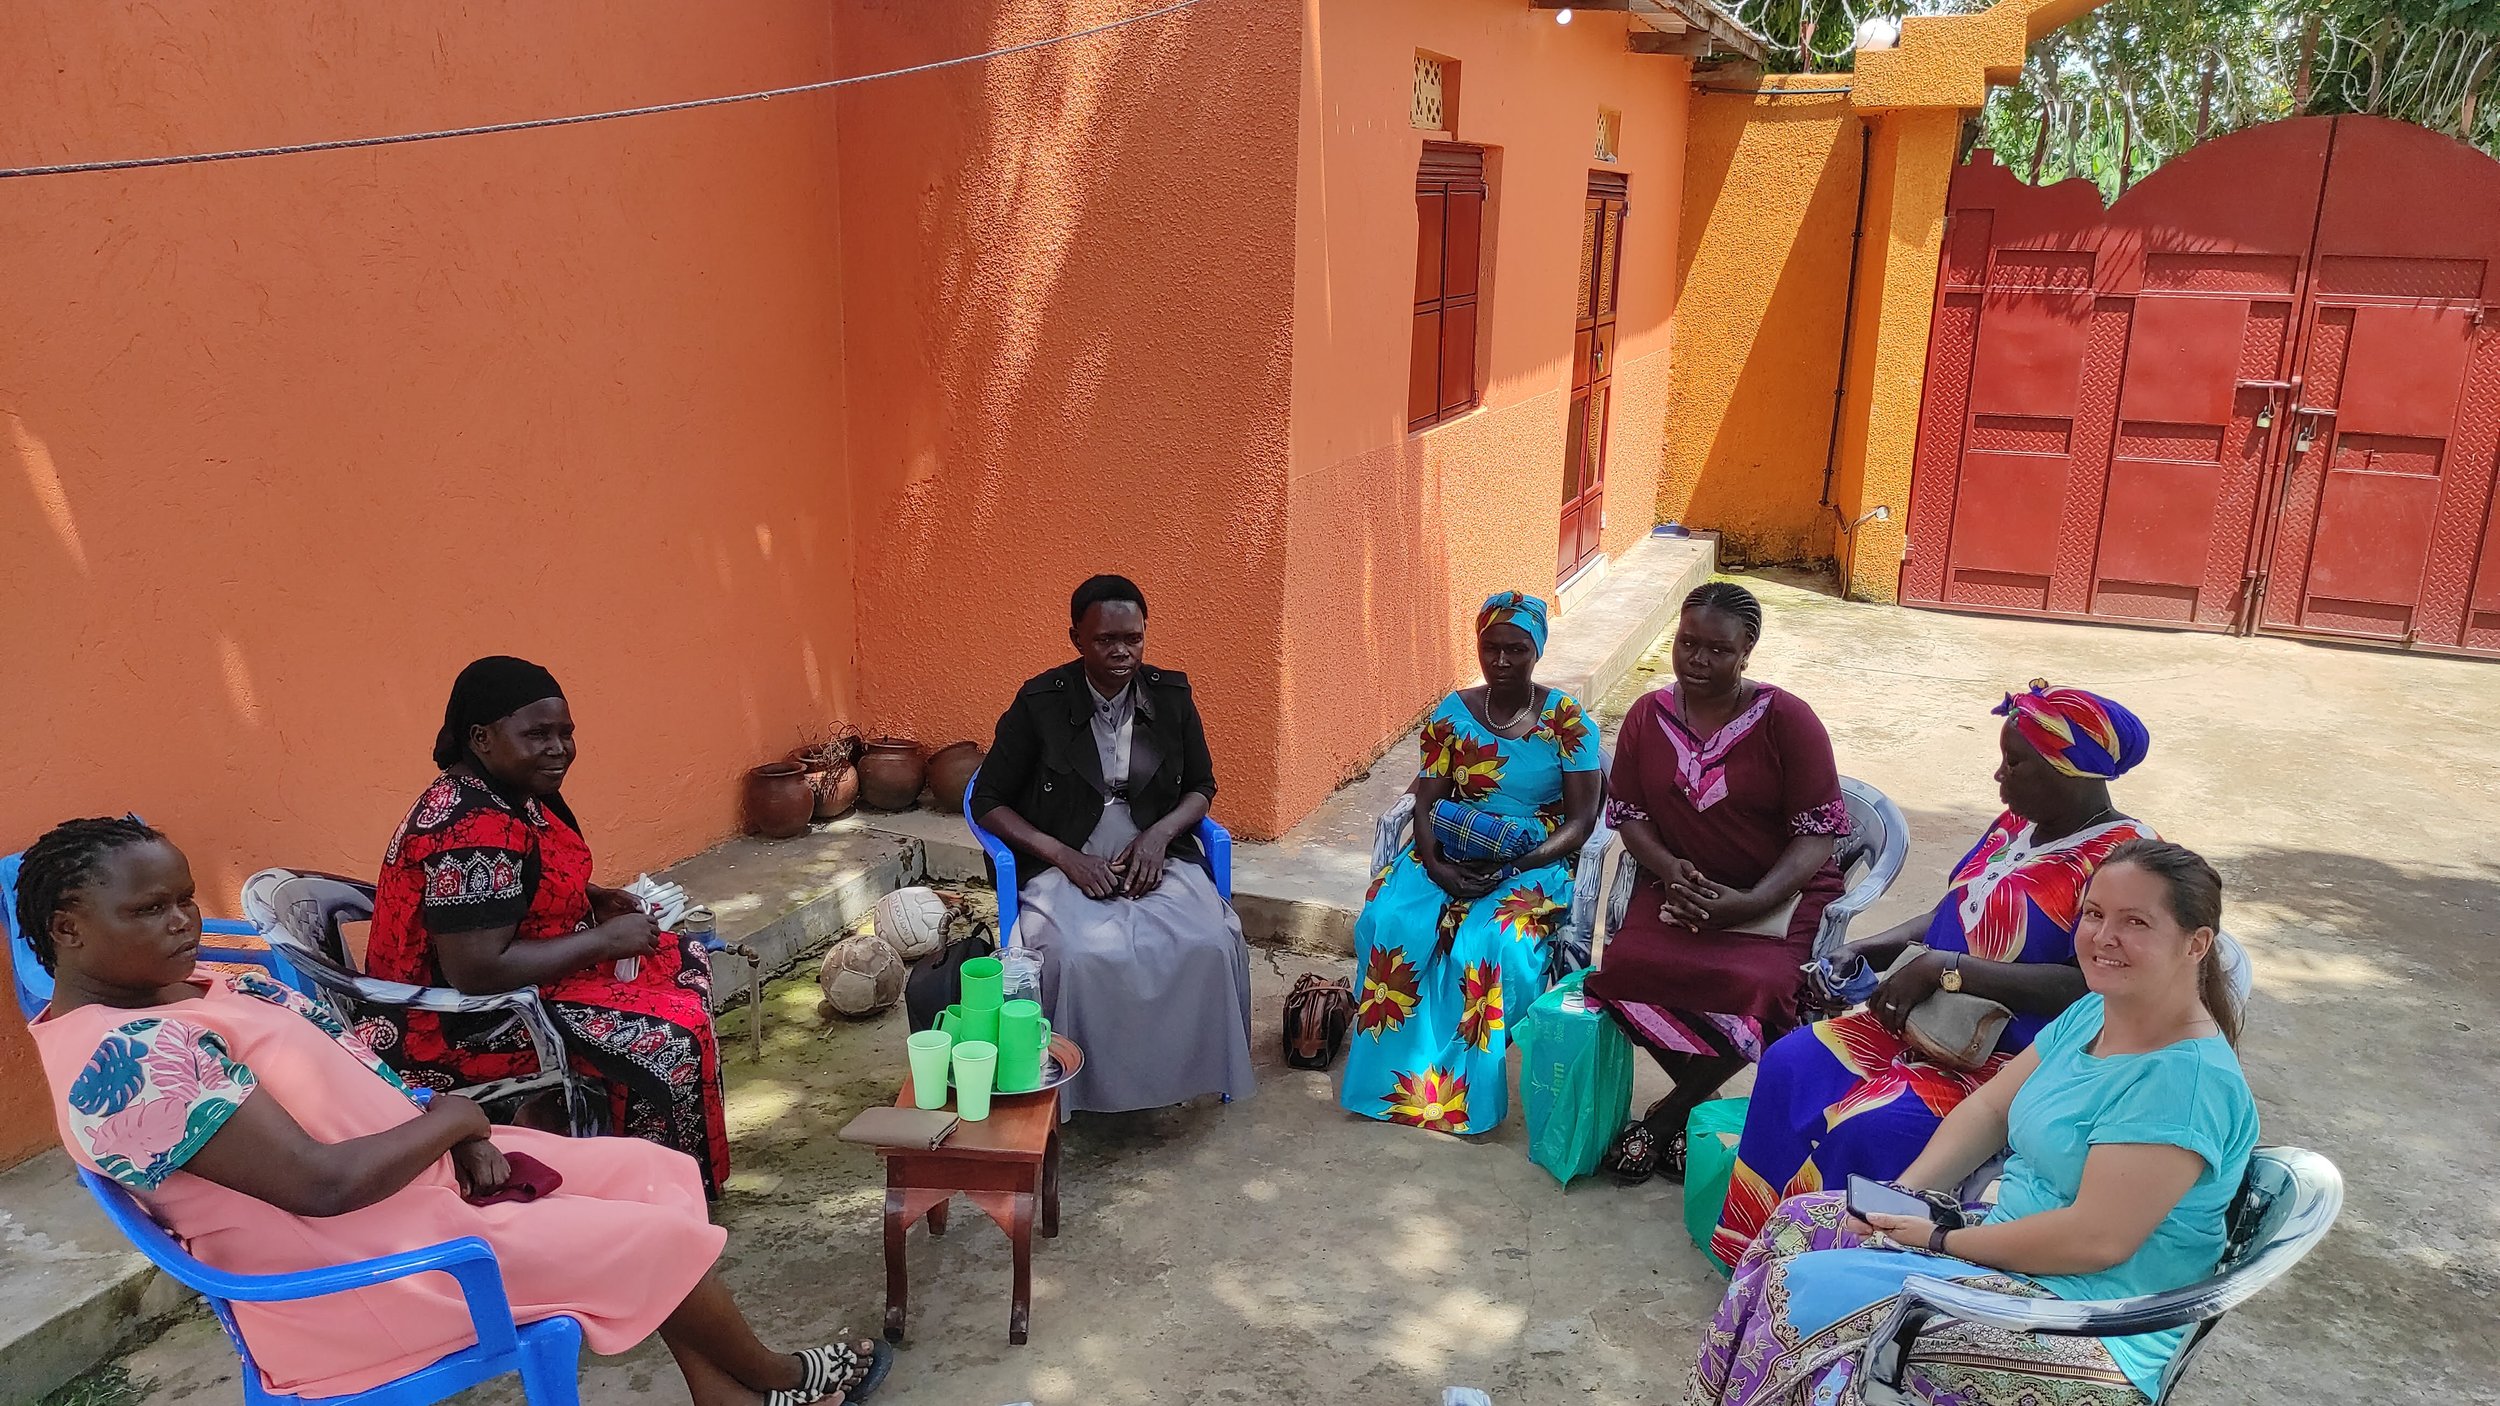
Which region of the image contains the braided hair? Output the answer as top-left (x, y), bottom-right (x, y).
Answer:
top-left (1683, 580), bottom-right (1764, 645)
top-left (14, 816), bottom-right (163, 974)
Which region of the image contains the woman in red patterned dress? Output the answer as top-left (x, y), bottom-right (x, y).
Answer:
top-left (366, 657), bottom-right (729, 1195)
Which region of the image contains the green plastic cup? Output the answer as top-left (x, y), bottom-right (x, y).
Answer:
top-left (960, 955), bottom-right (1005, 1010)
top-left (937, 1001), bottom-right (999, 1045)
top-left (952, 1040), bottom-right (999, 1121)
top-left (906, 1030), bottom-right (953, 1110)
top-left (996, 998), bottom-right (1052, 1093)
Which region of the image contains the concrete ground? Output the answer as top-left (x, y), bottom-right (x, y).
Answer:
top-left (80, 570), bottom-right (2500, 1405)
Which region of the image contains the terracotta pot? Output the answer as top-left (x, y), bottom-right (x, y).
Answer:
top-left (743, 762), bottom-right (816, 839)
top-left (788, 748), bottom-right (861, 820)
top-left (857, 737), bottom-right (927, 811)
top-left (924, 741), bottom-right (987, 811)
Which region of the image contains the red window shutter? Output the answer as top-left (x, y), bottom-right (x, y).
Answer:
top-left (1410, 143), bottom-right (1488, 431)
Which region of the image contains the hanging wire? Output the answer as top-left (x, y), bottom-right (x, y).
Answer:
top-left (0, 0), bottom-right (1204, 181)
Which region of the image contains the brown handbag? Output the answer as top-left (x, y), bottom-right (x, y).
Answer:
top-left (1880, 945), bottom-right (2014, 1072)
top-left (1282, 972), bottom-right (1355, 1070)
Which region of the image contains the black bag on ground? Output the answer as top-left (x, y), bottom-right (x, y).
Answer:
top-left (904, 918), bottom-right (999, 1034)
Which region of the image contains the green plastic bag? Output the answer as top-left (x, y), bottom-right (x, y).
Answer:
top-left (1516, 969), bottom-right (1632, 1185)
top-left (1683, 1097), bottom-right (1748, 1271)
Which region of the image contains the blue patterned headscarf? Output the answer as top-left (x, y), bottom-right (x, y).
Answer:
top-left (1476, 591), bottom-right (1550, 657)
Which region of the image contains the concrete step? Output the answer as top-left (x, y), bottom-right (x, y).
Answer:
top-left (0, 1152), bottom-right (189, 1403)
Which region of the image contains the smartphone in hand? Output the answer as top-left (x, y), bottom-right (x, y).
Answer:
top-left (1846, 1173), bottom-right (1943, 1225)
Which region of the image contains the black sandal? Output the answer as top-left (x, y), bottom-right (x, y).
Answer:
top-left (1658, 1128), bottom-right (1689, 1183)
top-left (1608, 1122), bottom-right (1660, 1186)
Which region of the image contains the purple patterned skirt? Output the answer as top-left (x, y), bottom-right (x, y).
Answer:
top-left (1690, 1192), bottom-right (2149, 1406)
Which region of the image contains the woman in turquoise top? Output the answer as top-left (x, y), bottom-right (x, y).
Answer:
top-left (1340, 593), bottom-right (1602, 1135)
top-left (1691, 839), bottom-right (2258, 1406)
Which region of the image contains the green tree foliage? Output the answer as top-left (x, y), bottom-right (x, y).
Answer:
top-left (1723, 1), bottom-right (2500, 198)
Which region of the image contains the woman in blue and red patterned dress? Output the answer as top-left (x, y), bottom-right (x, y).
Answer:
top-left (1709, 681), bottom-right (2153, 1265)
top-left (366, 657), bottom-right (729, 1195)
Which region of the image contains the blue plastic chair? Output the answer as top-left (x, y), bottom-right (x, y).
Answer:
top-left (79, 1166), bottom-right (583, 1406)
top-left (5, 848), bottom-right (309, 1021)
top-left (963, 774), bottom-right (1234, 947)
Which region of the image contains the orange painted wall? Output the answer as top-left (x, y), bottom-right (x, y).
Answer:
top-left (832, 0), bottom-right (1305, 836)
top-left (1279, 0), bottom-right (1692, 824)
top-left (1659, 84), bottom-right (1865, 566)
top-left (0, 3), bottom-right (859, 1164)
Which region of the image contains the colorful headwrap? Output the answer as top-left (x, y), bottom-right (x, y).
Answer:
top-left (1992, 680), bottom-right (2150, 780)
top-left (1476, 591), bottom-right (1551, 656)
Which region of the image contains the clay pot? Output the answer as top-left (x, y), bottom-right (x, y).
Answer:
top-left (857, 737), bottom-right (927, 811)
top-left (924, 741), bottom-right (987, 811)
top-left (743, 762), bottom-right (816, 839)
top-left (788, 748), bottom-right (861, 820)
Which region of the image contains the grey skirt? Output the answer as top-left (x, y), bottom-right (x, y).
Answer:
top-left (1016, 802), bottom-right (1255, 1114)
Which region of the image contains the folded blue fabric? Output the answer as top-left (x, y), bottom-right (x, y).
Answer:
top-left (1429, 799), bottom-right (1542, 866)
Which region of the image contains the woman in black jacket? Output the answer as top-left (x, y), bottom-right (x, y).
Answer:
top-left (970, 576), bottom-right (1254, 1113)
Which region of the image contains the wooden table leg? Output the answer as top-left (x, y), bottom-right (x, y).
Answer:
top-left (1007, 1191), bottom-right (1037, 1345)
top-left (883, 1186), bottom-right (909, 1343)
top-left (927, 1198), bottom-right (950, 1236)
top-left (1041, 1129), bottom-right (1061, 1239)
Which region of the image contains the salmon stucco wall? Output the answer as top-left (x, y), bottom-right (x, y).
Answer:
top-left (1279, 0), bottom-right (1691, 822)
top-left (0, 3), bottom-right (859, 1166)
top-left (834, 0), bottom-right (1305, 837)
top-left (1659, 83), bottom-right (1864, 566)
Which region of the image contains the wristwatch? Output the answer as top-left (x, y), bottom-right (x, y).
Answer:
top-left (1928, 1223), bottom-right (1952, 1254)
top-left (1940, 951), bottom-right (1964, 993)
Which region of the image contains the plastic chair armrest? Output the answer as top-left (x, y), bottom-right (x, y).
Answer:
top-left (1893, 1272), bottom-right (2215, 1338)
top-left (1814, 873), bottom-right (1887, 963)
top-left (1374, 794), bottom-right (1417, 877)
top-left (973, 825), bottom-right (1020, 950)
top-left (394, 984), bottom-right (545, 1016)
top-left (222, 1235), bottom-right (523, 1356)
top-left (1556, 818), bottom-right (1613, 976)
top-left (1195, 815), bottom-right (1233, 902)
top-left (199, 919), bottom-right (260, 937)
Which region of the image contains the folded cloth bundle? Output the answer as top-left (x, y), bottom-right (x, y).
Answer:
top-left (464, 1151), bottom-right (565, 1206)
top-left (1428, 799), bottom-right (1543, 870)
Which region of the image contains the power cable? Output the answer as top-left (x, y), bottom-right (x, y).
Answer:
top-left (0, 0), bottom-right (1204, 181)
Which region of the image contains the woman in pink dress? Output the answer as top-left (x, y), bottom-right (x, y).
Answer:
top-left (20, 816), bottom-right (889, 1406)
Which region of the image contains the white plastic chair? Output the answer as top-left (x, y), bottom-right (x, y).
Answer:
top-left (1372, 745), bottom-right (1615, 981)
top-left (242, 868), bottom-right (600, 1133)
top-left (1864, 1146), bottom-right (2343, 1405)
top-left (1590, 775), bottom-right (1909, 966)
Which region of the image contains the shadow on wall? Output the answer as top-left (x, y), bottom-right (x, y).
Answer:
top-left (833, 0), bottom-right (1301, 831)
top-left (0, 0), bottom-right (871, 901)
top-left (1663, 99), bottom-right (1865, 568)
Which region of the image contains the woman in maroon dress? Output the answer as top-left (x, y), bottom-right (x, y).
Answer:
top-left (366, 657), bottom-right (730, 1196)
top-left (1584, 584), bottom-right (1848, 1184)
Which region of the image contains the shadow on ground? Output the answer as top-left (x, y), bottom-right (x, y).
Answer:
top-left (91, 569), bottom-right (2500, 1404)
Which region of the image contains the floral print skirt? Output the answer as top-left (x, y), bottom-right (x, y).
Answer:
top-left (1338, 848), bottom-right (1568, 1135)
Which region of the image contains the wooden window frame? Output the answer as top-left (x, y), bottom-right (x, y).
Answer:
top-left (1410, 143), bottom-right (1489, 432)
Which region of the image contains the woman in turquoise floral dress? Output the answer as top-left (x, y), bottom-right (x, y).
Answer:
top-left (1341, 592), bottom-right (1603, 1135)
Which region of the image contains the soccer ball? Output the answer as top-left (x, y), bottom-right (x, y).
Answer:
top-left (819, 933), bottom-right (906, 1018)
top-left (872, 886), bottom-right (951, 963)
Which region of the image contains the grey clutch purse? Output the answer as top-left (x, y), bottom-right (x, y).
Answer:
top-left (1879, 945), bottom-right (2013, 1072)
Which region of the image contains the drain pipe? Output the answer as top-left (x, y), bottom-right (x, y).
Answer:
top-left (1818, 120), bottom-right (1876, 514)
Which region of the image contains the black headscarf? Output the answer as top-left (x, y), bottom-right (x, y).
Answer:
top-left (433, 656), bottom-right (578, 829)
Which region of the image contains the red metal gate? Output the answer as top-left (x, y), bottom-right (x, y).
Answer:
top-left (1903, 116), bottom-right (2500, 657)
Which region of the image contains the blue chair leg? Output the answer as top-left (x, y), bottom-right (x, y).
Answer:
top-left (516, 1317), bottom-right (585, 1405)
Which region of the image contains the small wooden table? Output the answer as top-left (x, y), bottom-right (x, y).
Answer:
top-left (876, 1075), bottom-right (1061, 1346)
